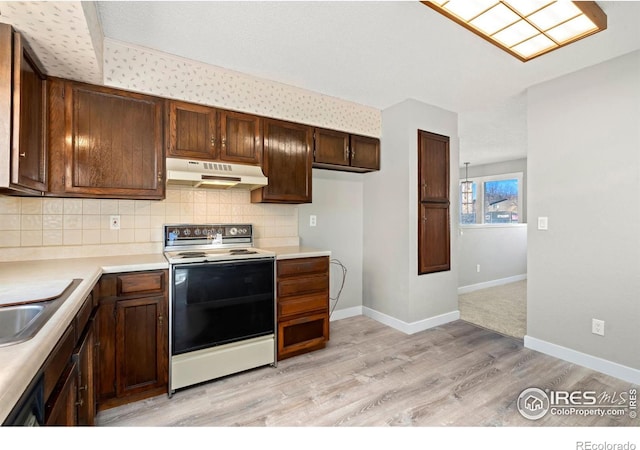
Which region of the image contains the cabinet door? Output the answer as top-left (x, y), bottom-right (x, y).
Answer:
top-left (12, 32), bottom-right (47, 192)
top-left (313, 128), bottom-right (350, 167)
top-left (56, 81), bottom-right (165, 199)
top-left (252, 118), bottom-right (312, 204)
top-left (350, 134), bottom-right (380, 171)
top-left (219, 110), bottom-right (262, 165)
top-left (418, 130), bottom-right (449, 202)
top-left (74, 323), bottom-right (95, 426)
top-left (95, 298), bottom-right (116, 404)
top-left (418, 203), bottom-right (450, 274)
top-left (167, 100), bottom-right (217, 160)
top-left (45, 360), bottom-right (78, 426)
top-left (115, 295), bottom-right (167, 397)
top-left (0, 24), bottom-right (47, 194)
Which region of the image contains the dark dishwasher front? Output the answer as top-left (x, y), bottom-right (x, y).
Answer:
top-left (3, 374), bottom-right (44, 426)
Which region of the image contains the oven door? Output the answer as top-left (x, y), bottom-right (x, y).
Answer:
top-left (171, 257), bottom-right (275, 355)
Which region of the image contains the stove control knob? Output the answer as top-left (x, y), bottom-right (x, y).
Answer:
top-left (183, 229), bottom-right (191, 236)
top-left (229, 227), bottom-right (238, 236)
top-left (194, 228), bottom-right (201, 236)
top-left (217, 228), bottom-right (224, 235)
top-left (172, 229), bottom-right (180, 236)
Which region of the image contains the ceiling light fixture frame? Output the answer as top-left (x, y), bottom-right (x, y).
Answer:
top-left (422, 1), bottom-right (607, 62)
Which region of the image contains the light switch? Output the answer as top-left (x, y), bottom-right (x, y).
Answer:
top-left (537, 217), bottom-right (548, 230)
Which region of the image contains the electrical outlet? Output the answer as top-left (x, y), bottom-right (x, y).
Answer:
top-left (476, 264), bottom-right (481, 273)
top-left (110, 215), bottom-right (121, 230)
top-left (309, 215), bottom-right (317, 227)
top-left (592, 318), bottom-right (605, 336)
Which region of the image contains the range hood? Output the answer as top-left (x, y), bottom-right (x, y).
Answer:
top-left (166, 158), bottom-right (267, 190)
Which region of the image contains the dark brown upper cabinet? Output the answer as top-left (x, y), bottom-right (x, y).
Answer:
top-left (0, 23), bottom-right (47, 195)
top-left (252, 118), bottom-right (313, 204)
top-left (418, 130), bottom-right (449, 203)
top-left (313, 128), bottom-right (350, 168)
top-left (350, 134), bottom-right (380, 172)
top-left (48, 79), bottom-right (165, 199)
top-left (219, 110), bottom-right (262, 165)
top-left (418, 130), bottom-right (450, 275)
top-left (167, 100), bottom-right (218, 160)
top-left (313, 128), bottom-right (380, 173)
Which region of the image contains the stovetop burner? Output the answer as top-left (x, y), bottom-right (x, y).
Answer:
top-left (178, 251), bottom-right (207, 257)
top-left (229, 249), bottom-right (257, 255)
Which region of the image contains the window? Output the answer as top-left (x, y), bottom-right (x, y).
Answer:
top-left (459, 172), bottom-right (522, 225)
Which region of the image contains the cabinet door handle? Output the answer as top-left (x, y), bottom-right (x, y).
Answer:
top-left (75, 398), bottom-right (84, 407)
top-left (210, 135), bottom-right (216, 147)
top-left (344, 147), bottom-right (349, 162)
top-left (221, 137), bottom-right (226, 148)
top-left (158, 315), bottom-right (164, 323)
top-left (351, 148), bottom-right (355, 161)
top-left (19, 152), bottom-right (26, 158)
top-left (422, 212), bottom-right (428, 221)
top-left (78, 384), bottom-right (88, 391)
top-left (157, 172), bottom-right (162, 182)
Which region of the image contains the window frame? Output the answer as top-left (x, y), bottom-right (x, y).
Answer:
top-left (459, 171), bottom-right (524, 227)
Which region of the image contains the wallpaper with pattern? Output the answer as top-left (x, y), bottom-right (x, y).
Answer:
top-left (0, 1), bottom-right (103, 83)
top-left (104, 39), bottom-right (382, 137)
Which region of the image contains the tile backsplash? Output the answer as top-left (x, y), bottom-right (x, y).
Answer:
top-left (0, 187), bottom-right (299, 262)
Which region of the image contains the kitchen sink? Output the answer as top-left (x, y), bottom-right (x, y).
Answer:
top-left (0, 279), bottom-right (82, 348)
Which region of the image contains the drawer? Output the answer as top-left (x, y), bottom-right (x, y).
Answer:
top-left (278, 312), bottom-right (329, 360)
top-left (277, 257), bottom-right (329, 278)
top-left (278, 273), bottom-right (328, 298)
top-left (278, 293), bottom-right (328, 318)
top-left (116, 271), bottom-right (165, 296)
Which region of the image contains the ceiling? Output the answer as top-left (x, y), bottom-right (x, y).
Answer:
top-left (3, 1), bottom-right (640, 166)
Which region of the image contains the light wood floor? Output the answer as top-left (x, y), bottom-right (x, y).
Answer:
top-left (96, 316), bottom-right (638, 427)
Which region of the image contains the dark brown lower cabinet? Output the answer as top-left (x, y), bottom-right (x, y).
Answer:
top-left (96, 270), bottom-right (168, 411)
top-left (276, 257), bottom-right (330, 360)
top-left (43, 290), bottom-right (97, 426)
top-left (74, 324), bottom-right (95, 426)
top-left (418, 203), bottom-right (450, 274)
top-left (45, 361), bottom-right (78, 426)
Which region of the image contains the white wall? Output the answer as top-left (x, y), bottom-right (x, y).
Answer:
top-left (527, 50), bottom-right (640, 378)
top-left (458, 225), bottom-right (527, 289)
top-left (363, 99), bottom-right (459, 330)
top-left (298, 170), bottom-right (364, 317)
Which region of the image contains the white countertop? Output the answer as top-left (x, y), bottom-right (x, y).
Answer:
top-left (264, 246), bottom-right (331, 260)
top-left (0, 247), bottom-right (328, 423)
top-left (0, 254), bottom-right (168, 424)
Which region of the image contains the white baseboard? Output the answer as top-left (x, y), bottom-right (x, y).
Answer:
top-left (329, 306), bottom-right (363, 321)
top-left (524, 335), bottom-right (640, 385)
top-left (362, 307), bottom-right (460, 335)
top-left (458, 274), bottom-right (527, 295)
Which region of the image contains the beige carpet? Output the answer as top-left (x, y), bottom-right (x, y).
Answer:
top-left (458, 280), bottom-right (527, 339)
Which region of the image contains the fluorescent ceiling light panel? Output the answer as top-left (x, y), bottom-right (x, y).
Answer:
top-left (422, 1), bottom-right (607, 61)
top-left (527, 1), bottom-right (581, 30)
top-left (503, 0), bottom-right (554, 17)
top-left (511, 33), bottom-right (556, 58)
top-left (492, 20), bottom-right (539, 47)
top-left (470, 3), bottom-right (520, 35)
top-left (546, 14), bottom-right (597, 43)
top-left (443, 0), bottom-right (498, 21)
